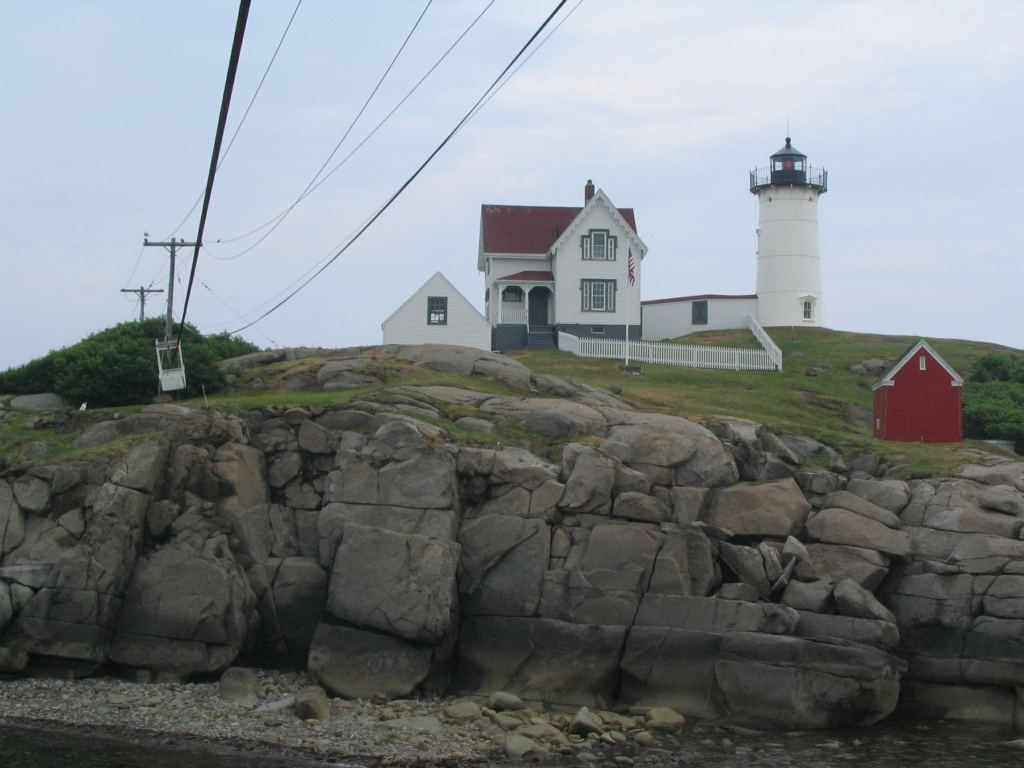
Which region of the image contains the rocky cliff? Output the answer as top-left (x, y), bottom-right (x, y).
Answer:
top-left (1, 346), bottom-right (1022, 730)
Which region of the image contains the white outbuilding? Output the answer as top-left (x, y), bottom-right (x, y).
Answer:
top-left (382, 271), bottom-right (492, 351)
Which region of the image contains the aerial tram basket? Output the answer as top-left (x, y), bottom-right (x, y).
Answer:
top-left (155, 339), bottom-right (187, 392)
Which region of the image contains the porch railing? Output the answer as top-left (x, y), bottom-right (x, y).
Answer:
top-left (499, 308), bottom-right (528, 325)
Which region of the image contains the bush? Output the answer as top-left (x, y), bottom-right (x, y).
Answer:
top-left (0, 319), bottom-right (258, 407)
top-left (963, 353), bottom-right (1024, 453)
top-left (971, 353), bottom-right (1024, 384)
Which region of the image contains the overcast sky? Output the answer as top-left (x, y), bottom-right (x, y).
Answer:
top-left (2, 0), bottom-right (1022, 372)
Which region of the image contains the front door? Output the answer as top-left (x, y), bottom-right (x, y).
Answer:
top-left (528, 288), bottom-right (549, 326)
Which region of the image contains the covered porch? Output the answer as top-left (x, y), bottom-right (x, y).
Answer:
top-left (491, 271), bottom-right (556, 351)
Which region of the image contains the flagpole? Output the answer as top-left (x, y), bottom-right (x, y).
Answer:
top-left (624, 247), bottom-right (634, 367)
top-left (625, 281), bottom-right (631, 366)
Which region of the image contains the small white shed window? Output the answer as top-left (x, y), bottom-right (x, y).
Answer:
top-left (919, 355), bottom-right (927, 371)
top-left (427, 296), bottom-right (448, 325)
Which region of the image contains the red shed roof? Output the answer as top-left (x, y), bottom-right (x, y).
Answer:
top-left (481, 204), bottom-right (637, 255)
top-left (872, 340), bottom-right (963, 391)
top-left (497, 270), bottom-right (554, 282)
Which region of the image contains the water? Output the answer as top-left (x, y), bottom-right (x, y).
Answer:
top-left (0, 721), bottom-right (323, 768)
top-left (1, 719), bottom-right (1022, 768)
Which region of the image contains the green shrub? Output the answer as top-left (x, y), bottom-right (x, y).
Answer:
top-left (0, 319), bottom-right (258, 407)
top-left (971, 353), bottom-right (1024, 384)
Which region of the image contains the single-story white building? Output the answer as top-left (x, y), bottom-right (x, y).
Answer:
top-left (382, 271), bottom-right (491, 351)
top-left (642, 294), bottom-right (758, 341)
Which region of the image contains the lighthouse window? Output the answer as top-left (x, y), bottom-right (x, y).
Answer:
top-left (581, 230), bottom-right (616, 261)
top-left (803, 300), bottom-right (813, 320)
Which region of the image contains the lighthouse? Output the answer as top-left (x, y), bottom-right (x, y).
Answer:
top-left (749, 137), bottom-right (828, 328)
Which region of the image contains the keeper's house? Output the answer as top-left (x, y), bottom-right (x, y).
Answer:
top-left (381, 271), bottom-right (491, 352)
top-left (480, 180), bottom-right (647, 352)
top-left (873, 340), bottom-right (963, 443)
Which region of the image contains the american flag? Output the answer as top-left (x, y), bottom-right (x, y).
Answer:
top-left (627, 248), bottom-right (636, 286)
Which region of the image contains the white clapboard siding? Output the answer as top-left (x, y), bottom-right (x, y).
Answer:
top-left (559, 315), bottom-right (781, 372)
top-left (642, 297), bottom-right (759, 340)
top-left (383, 272), bottom-right (491, 351)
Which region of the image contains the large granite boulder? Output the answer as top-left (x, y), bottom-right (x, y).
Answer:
top-left (4, 482), bottom-right (148, 663)
top-left (605, 415), bottom-right (738, 488)
top-left (453, 616), bottom-right (627, 708)
top-left (308, 623), bottom-right (435, 699)
top-left (109, 540), bottom-right (258, 674)
top-left (459, 516), bottom-right (549, 617)
top-left (325, 524), bottom-right (458, 644)
top-left (0, 480), bottom-right (25, 556)
top-left (806, 508), bottom-right (912, 560)
top-left (703, 478), bottom-right (811, 538)
top-left (559, 449), bottom-right (616, 514)
top-left (480, 397), bottom-right (607, 438)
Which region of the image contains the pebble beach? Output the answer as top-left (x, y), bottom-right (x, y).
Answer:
top-left (0, 670), bottom-right (680, 766)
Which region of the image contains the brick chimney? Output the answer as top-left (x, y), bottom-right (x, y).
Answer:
top-left (584, 179), bottom-right (595, 203)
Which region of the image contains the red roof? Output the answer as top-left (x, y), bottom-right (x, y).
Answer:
top-left (497, 270), bottom-right (554, 282)
top-left (481, 204), bottom-right (637, 255)
top-left (641, 293), bottom-right (757, 306)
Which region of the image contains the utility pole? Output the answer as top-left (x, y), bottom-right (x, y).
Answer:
top-left (120, 286), bottom-right (164, 322)
top-left (143, 238), bottom-right (198, 340)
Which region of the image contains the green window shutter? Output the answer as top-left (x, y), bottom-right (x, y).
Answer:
top-left (609, 236), bottom-right (617, 261)
top-left (581, 234), bottom-right (590, 260)
top-left (608, 281), bottom-right (616, 312)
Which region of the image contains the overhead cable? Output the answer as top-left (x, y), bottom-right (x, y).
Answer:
top-left (176, 0), bottom-right (252, 343)
top-left (166, 0), bottom-right (302, 240)
top-left (227, 0), bottom-right (570, 335)
top-left (213, 0), bottom-right (435, 256)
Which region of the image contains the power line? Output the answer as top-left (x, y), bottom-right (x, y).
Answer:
top-left (210, 0), bottom-right (496, 256)
top-left (198, 277), bottom-right (279, 347)
top-left (177, 0), bottom-right (252, 344)
top-left (469, 0), bottom-right (584, 121)
top-left (227, 0), bottom-right (570, 335)
top-left (213, 0), bottom-right (434, 257)
top-left (166, 0), bottom-right (303, 240)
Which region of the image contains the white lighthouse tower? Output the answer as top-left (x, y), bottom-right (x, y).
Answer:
top-left (749, 137), bottom-right (828, 327)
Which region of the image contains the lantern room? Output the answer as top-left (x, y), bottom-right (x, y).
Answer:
top-left (770, 137), bottom-right (807, 184)
top-left (749, 136), bottom-right (828, 193)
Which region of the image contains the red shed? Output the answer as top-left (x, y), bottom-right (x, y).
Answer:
top-left (872, 340), bottom-right (963, 443)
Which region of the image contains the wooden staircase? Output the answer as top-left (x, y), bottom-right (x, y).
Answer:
top-left (527, 325), bottom-right (556, 350)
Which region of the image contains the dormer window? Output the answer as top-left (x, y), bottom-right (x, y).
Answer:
top-left (581, 229), bottom-right (616, 261)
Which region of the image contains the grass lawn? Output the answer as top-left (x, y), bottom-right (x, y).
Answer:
top-left (515, 326), bottom-right (1022, 478)
top-left (2, 327), bottom-right (1019, 478)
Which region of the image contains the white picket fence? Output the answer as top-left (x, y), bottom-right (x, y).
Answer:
top-left (558, 315), bottom-right (782, 372)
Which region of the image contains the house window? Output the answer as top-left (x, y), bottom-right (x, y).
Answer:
top-left (803, 300), bottom-right (813, 320)
top-left (427, 296), bottom-right (447, 325)
top-left (581, 229), bottom-right (616, 260)
top-left (502, 286), bottom-right (524, 303)
top-left (919, 355), bottom-right (927, 371)
top-left (591, 326), bottom-right (605, 334)
top-left (692, 300), bottom-right (708, 325)
top-left (581, 279), bottom-right (616, 312)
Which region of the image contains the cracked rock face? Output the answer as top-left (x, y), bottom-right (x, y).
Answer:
top-left (4, 370), bottom-right (1024, 730)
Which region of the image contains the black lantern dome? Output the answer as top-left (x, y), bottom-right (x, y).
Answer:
top-left (750, 137), bottom-right (827, 193)
top-left (770, 137), bottom-right (806, 184)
